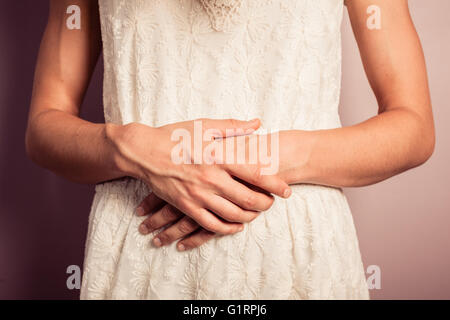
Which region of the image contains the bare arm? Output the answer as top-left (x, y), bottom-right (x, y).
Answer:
top-left (25, 0), bottom-right (120, 184)
top-left (134, 0), bottom-right (435, 250)
top-left (280, 0), bottom-right (435, 187)
top-left (26, 0), bottom-right (290, 235)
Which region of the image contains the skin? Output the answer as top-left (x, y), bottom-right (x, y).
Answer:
top-left (27, 0), bottom-right (435, 251)
top-left (27, 0), bottom-right (291, 236)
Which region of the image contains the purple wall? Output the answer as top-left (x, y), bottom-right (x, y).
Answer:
top-left (0, 1), bottom-right (449, 299)
top-left (0, 0), bottom-right (103, 299)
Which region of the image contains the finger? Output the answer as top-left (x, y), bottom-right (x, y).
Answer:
top-left (188, 206), bottom-right (244, 235)
top-left (202, 118), bottom-right (261, 138)
top-left (224, 164), bottom-right (291, 199)
top-left (203, 195), bottom-right (260, 223)
top-left (217, 176), bottom-right (275, 211)
top-left (139, 205), bottom-right (183, 235)
top-left (152, 216), bottom-right (199, 247)
top-left (136, 192), bottom-right (165, 216)
top-left (177, 229), bottom-right (216, 251)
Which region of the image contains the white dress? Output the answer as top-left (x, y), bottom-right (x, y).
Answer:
top-left (80, 0), bottom-right (369, 299)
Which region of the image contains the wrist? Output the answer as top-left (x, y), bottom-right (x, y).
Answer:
top-left (278, 130), bottom-right (317, 185)
top-left (104, 122), bottom-right (147, 180)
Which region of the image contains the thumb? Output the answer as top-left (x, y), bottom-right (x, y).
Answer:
top-left (203, 118), bottom-right (260, 138)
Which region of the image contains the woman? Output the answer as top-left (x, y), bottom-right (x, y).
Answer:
top-left (26, 0), bottom-right (434, 299)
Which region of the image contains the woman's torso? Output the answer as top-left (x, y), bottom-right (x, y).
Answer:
top-left (99, 0), bottom-right (344, 131)
top-left (79, 0), bottom-right (369, 299)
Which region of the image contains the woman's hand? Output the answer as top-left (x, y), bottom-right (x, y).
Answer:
top-left (107, 119), bottom-right (292, 236)
top-left (136, 193), bottom-right (215, 251)
top-left (136, 131), bottom-right (302, 251)
top-left (136, 185), bottom-right (274, 251)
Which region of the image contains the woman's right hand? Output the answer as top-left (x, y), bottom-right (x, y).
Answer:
top-left (106, 118), bottom-right (291, 235)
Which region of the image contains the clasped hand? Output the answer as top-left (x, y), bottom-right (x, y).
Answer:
top-left (111, 118), bottom-right (291, 251)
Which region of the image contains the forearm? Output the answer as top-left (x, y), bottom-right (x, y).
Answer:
top-left (283, 108), bottom-right (435, 187)
top-left (25, 109), bottom-right (125, 184)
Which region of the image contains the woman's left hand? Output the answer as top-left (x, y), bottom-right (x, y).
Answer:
top-left (137, 178), bottom-right (275, 251)
top-left (137, 192), bottom-right (216, 251)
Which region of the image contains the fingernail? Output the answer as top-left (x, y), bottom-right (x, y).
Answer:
top-left (152, 237), bottom-right (162, 247)
top-left (283, 188), bottom-right (292, 198)
top-left (239, 225), bottom-right (245, 232)
top-left (177, 243), bottom-right (185, 251)
top-left (139, 224), bottom-right (149, 235)
top-left (136, 206), bottom-right (145, 216)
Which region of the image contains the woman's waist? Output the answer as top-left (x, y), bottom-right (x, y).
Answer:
top-left (94, 177), bottom-right (346, 204)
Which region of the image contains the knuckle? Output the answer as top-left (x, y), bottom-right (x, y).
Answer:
top-left (199, 169), bottom-right (217, 186)
top-left (144, 218), bottom-right (155, 229)
top-left (243, 194), bottom-right (256, 209)
top-left (178, 220), bottom-right (195, 234)
top-left (187, 186), bottom-right (202, 200)
top-left (157, 232), bottom-right (171, 244)
top-left (161, 206), bottom-right (177, 219)
top-left (202, 220), bottom-right (219, 233)
top-left (160, 206), bottom-right (171, 217)
top-left (227, 207), bottom-right (244, 222)
top-left (250, 166), bottom-right (262, 183)
top-left (177, 198), bottom-right (191, 212)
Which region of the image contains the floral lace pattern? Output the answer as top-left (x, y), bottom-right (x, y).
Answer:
top-left (80, 0), bottom-right (370, 299)
top-left (199, 0), bottom-right (243, 31)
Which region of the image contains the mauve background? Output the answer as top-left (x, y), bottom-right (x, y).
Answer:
top-left (0, 0), bottom-right (449, 299)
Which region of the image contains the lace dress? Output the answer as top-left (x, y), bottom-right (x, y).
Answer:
top-left (80, 0), bottom-right (370, 299)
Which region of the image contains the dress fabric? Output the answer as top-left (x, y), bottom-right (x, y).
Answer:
top-left (80, 0), bottom-right (370, 299)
